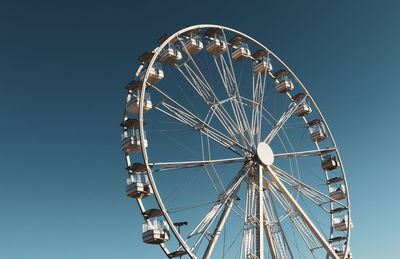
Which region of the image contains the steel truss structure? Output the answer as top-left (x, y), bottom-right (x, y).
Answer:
top-left (121, 25), bottom-right (352, 259)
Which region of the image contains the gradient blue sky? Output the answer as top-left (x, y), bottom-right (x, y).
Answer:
top-left (1, 0), bottom-right (399, 258)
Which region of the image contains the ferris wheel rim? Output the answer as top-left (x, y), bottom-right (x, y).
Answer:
top-left (123, 24), bottom-right (352, 259)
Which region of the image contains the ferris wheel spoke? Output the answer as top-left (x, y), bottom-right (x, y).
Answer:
top-left (213, 49), bottom-right (253, 148)
top-left (257, 76), bottom-right (269, 144)
top-left (203, 176), bottom-right (241, 259)
top-left (264, 166), bottom-right (339, 259)
top-left (186, 162), bottom-right (252, 254)
top-left (274, 148), bottom-right (337, 158)
top-left (214, 31), bottom-right (247, 132)
top-left (239, 166), bottom-right (267, 259)
top-left (123, 25), bottom-right (351, 259)
top-left (154, 104), bottom-right (242, 156)
top-left (211, 102), bottom-right (252, 153)
top-left (263, 101), bottom-right (299, 144)
top-left (151, 85), bottom-right (251, 156)
top-left (238, 95), bottom-right (272, 145)
top-left (263, 180), bottom-right (294, 259)
top-left (260, 102), bottom-right (279, 124)
top-left (174, 59), bottom-right (252, 153)
top-left (149, 157), bottom-right (246, 173)
top-left (267, 182), bottom-right (319, 254)
top-left (200, 134), bottom-right (231, 195)
top-left (270, 165), bottom-right (347, 209)
top-left (175, 39), bottom-right (254, 151)
top-left (176, 62), bottom-right (212, 104)
top-left (267, 183), bottom-right (320, 258)
top-left (251, 70), bottom-right (269, 145)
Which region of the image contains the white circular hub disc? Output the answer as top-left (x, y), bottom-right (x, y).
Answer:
top-left (257, 142), bottom-right (274, 166)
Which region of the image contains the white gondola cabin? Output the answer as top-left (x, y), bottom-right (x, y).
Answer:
top-left (275, 76), bottom-right (294, 93)
top-left (126, 91), bottom-right (152, 115)
top-left (253, 57), bottom-right (272, 74)
top-left (142, 219), bottom-right (170, 244)
top-left (121, 129), bottom-right (148, 153)
top-left (292, 93), bottom-right (312, 116)
top-left (206, 36), bottom-right (227, 56)
top-left (321, 154), bottom-right (341, 170)
top-left (333, 215), bottom-right (352, 231)
top-left (295, 101), bottom-right (312, 116)
top-left (329, 184), bottom-right (346, 200)
top-left (232, 43), bottom-right (251, 61)
top-left (160, 45), bottom-right (182, 65)
top-left (333, 245), bottom-right (352, 259)
top-left (307, 120), bottom-right (327, 142)
top-left (126, 174), bottom-right (153, 199)
top-left (139, 62), bottom-right (164, 85)
top-left (183, 34), bottom-right (203, 55)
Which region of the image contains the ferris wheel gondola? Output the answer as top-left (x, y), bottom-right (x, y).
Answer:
top-left (121, 25), bottom-right (352, 259)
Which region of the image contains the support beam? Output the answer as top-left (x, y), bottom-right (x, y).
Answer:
top-left (274, 148), bottom-right (337, 158)
top-left (256, 165), bottom-right (264, 259)
top-left (262, 203), bottom-right (278, 259)
top-left (263, 178), bottom-right (294, 259)
top-left (202, 181), bottom-right (241, 259)
top-left (264, 166), bottom-right (339, 259)
top-left (188, 162), bottom-right (252, 253)
top-left (151, 157), bottom-right (245, 173)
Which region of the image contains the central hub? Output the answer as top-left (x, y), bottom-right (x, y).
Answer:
top-left (256, 142), bottom-right (274, 166)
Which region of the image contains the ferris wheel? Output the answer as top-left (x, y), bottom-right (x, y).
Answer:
top-left (121, 25), bottom-right (352, 259)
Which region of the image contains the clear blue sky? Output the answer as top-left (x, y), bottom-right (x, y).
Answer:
top-left (1, 0), bottom-right (399, 258)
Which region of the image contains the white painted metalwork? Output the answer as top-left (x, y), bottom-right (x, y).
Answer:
top-left (264, 165), bottom-right (339, 259)
top-left (121, 24), bottom-right (352, 259)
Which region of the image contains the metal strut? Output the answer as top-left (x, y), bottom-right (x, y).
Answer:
top-left (264, 165), bottom-right (339, 259)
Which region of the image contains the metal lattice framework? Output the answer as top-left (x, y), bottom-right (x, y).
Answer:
top-left (121, 25), bottom-right (352, 259)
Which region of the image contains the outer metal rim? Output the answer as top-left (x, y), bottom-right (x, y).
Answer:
top-left (126, 24), bottom-right (352, 258)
